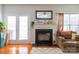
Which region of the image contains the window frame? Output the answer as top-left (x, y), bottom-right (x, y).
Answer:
top-left (63, 14), bottom-right (79, 32)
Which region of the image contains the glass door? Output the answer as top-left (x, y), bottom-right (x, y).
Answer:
top-left (7, 16), bottom-right (16, 40)
top-left (19, 16), bottom-right (28, 40)
top-left (7, 16), bottom-right (28, 44)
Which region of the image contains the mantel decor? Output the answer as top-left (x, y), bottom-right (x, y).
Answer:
top-left (35, 10), bottom-right (53, 20)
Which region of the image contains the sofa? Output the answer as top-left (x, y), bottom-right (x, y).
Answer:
top-left (57, 31), bottom-right (79, 53)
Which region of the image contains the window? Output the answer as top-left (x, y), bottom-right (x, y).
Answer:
top-left (19, 16), bottom-right (28, 40)
top-left (7, 16), bottom-right (16, 40)
top-left (64, 14), bottom-right (79, 32)
top-left (7, 16), bottom-right (28, 41)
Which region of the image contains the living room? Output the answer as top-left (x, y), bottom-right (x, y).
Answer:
top-left (0, 4), bottom-right (79, 54)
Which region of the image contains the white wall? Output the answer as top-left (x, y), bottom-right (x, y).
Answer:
top-left (1, 4), bottom-right (79, 44)
top-left (0, 5), bottom-right (2, 20)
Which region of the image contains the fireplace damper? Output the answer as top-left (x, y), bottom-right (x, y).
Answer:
top-left (35, 29), bottom-right (53, 46)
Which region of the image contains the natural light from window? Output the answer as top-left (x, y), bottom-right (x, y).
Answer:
top-left (8, 16), bottom-right (16, 40)
top-left (19, 16), bottom-right (28, 40)
top-left (64, 14), bottom-right (79, 32)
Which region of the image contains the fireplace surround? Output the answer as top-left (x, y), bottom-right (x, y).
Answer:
top-left (35, 29), bottom-right (53, 46)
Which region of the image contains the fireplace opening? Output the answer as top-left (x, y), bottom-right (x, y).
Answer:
top-left (35, 29), bottom-right (53, 46)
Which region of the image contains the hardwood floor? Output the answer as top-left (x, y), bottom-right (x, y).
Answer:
top-left (0, 44), bottom-right (58, 54)
top-left (0, 44), bottom-right (32, 54)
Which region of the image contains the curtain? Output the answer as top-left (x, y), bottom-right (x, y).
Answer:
top-left (57, 13), bottom-right (64, 31)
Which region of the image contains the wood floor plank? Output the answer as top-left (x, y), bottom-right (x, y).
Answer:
top-left (0, 44), bottom-right (32, 54)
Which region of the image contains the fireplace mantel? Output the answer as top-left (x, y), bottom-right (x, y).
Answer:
top-left (31, 22), bottom-right (57, 45)
top-left (34, 24), bottom-right (54, 29)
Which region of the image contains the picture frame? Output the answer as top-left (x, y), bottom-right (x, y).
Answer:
top-left (35, 10), bottom-right (53, 20)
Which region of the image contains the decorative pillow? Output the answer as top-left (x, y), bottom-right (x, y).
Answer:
top-left (60, 31), bottom-right (71, 36)
top-left (59, 31), bottom-right (72, 39)
top-left (72, 33), bottom-right (76, 40)
top-left (75, 35), bottom-right (79, 41)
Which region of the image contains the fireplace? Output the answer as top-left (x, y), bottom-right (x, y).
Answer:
top-left (35, 29), bottom-right (53, 46)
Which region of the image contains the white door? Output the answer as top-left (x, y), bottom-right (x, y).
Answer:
top-left (7, 16), bottom-right (16, 40)
top-left (19, 16), bottom-right (28, 40)
top-left (7, 16), bottom-right (28, 44)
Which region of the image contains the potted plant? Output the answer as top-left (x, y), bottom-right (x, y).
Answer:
top-left (0, 21), bottom-right (7, 48)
